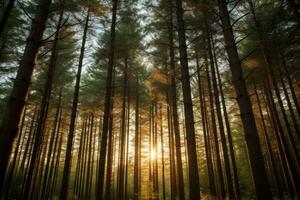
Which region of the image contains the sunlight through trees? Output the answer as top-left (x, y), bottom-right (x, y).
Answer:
top-left (0, 0), bottom-right (300, 199)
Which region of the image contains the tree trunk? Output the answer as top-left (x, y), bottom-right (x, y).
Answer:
top-left (124, 87), bottom-right (130, 200)
top-left (247, 0), bottom-right (300, 159)
top-left (3, 104), bottom-right (27, 198)
top-left (160, 103), bottom-right (166, 200)
top-left (195, 52), bottom-right (216, 197)
top-left (205, 56), bottom-right (225, 198)
top-left (167, 2), bottom-right (185, 199)
top-left (0, 0), bottom-right (16, 35)
top-left (41, 92), bottom-right (62, 199)
top-left (175, 0), bottom-right (200, 199)
top-left (45, 108), bottom-right (63, 200)
top-left (23, 5), bottom-right (64, 198)
top-left (264, 80), bottom-right (300, 197)
top-left (212, 46), bottom-right (241, 199)
top-left (0, 0), bottom-right (52, 192)
top-left (60, 8), bottom-right (90, 200)
top-left (105, 71), bottom-right (116, 200)
top-left (134, 78), bottom-right (139, 200)
top-left (216, 0), bottom-right (272, 198)
top-left (117, 57), bottom-right (128, 200)
top-left (279, 54), bottom-right (300, 118)
top-left (96, 0), bottom-right (118, 198)
top-left (204, 15), bottom-right (234, 198)
top-left (253, 82), bottom-right (282, 197)
top-left (166, 93), bottom-right (177, 200)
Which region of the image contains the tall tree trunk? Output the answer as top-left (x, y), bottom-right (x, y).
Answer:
top-left (45, 108), bottom-right (62, 200)
top-left (195, 52), bottom-right (216, 197)
top-left (166, 93), bottom-right (177, 200)
top-left (134, 78), bottom-right (139, 200)
top-left (175, 0), bottom-right (200, 199)
top-left (86, 115), bottom-right (94, 200)
top-left (74, 118), bottom-right (86, 196)
top-left (213, 46), bottom-right (241, 199)
top-left (205, 56), bottom-right (225, 198)
top-left (247, 0), bottom-right (300, 158)
top-left (204, 15), bottom-right (234, 198)
top-left (117, 57), bottom-right (128, 200)
top-left (78, 117), bottom-right (88, 199)
top-left (160, 103), bottom-right (166, 200)
top-left (60, 8), bottom-right (90, 200)
top-left (96, 0), bottom-right (118, 198)
top-left (0, 0), bottom-right (52, 192)
top-left (48, 114), bottom-right (63, 200)
top-left (253, 82), bottom-right (282, 197)
top-left (279, 54), bottom-right (300, 117)
top-left (216, 0), bottom-right (272, 198)
top-left (264, 80), bottom-right (300, 197)
top-left (167, 2), bottom-right (185, 199)
top-left (23, 5), bottom-right (64, 198)
top-left (41, 92), bottom-right (62, 199)
top-left (19, 109), bottom-right (37, 194)
top-left (124, 89), bottom-right (130, 200)
top-left (105, 71), bottom-right (116, 200)
top-left (3, 104), bottom-right (27, 198)
top-left (0, 0), bottom-right (15, 35)
top-left (149, 105), bottom-right (152, 183)
top-left (153, 99), bottom-right (159, 196)
top-left (278, 67), bottom-right (300, 139)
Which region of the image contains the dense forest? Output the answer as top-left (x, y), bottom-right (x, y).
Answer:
top-left (0, 0), bottom-right (299, 199)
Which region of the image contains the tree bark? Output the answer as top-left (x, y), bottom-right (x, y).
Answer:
top-left (205, 56), bottom-right (225, 198)
top-left (253, 82), bottom-right (282, 197)
top-left (23, 5), bottom-right (64, 198)
top-left (216, 0), bottom-right (272, 198)
top-left (195, 52), bottom-right (216, 197)
top-left (105, 71), bottom-right (116, 200)
top-left (134, 78), bottom-right (139, 200)
top-left (96, 0), bottom-right (118, 198)
top-left (0, 0), bottom-right (52, 192)
top-left (0, 0), bottom-right (16, 35)
top-left (167, 2), bottom-right (185, 199)
top-left (60, 8), bottom-right (90, 200)
top-left (117, 57), bottom-right (128, 200)
top-left (175, 0), bottom-right (200, 199)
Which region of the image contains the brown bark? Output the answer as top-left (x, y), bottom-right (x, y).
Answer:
top-left (117, 57), bottom-right (129, 200)
top-left (0, 0), bottom-right (52, 192)
top-left (74, 118), bottom-right (86, 196)
top-left (23, 5), bottom-right (65, 198)
top-left (105, 71), bottom-right (116, 200)
top-left (216, 0), bottom-right (272, 198)
top-left (264, 81), bottom-right (300, 197)
top-left (60, 8), bottom-right (90, 200)
top-left (41, 92), bottom-right (62, 199)
top-left (205, 56), bottom-right (225, 198)
top-left (134, 78), bottom-right (139, 200)
top-left (204, 16), bottom-right (234, 198)
top-left (166, 93), bottom-right (177, 200)
top-left (175, 0), bottom-right (200, 199)
top-left (160, 103), bottom-right (166, 200)
top-left (167, 1), bottom-right (185, 199)
top-left (96, 0), bottom-right (118, 198)
top-left (0, 0), bottom-right (16, 35)
top-left (195, 52), bottom-right (216, 197)
top-left (247, 0), bottom-right (300, 160)
top-left (213, 48), bottom-right (241, 199)
top-left (253, 82), bottom-right (282, 197)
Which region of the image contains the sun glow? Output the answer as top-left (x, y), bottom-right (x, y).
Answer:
top-left (150, 149), bottom-right (156, 160)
